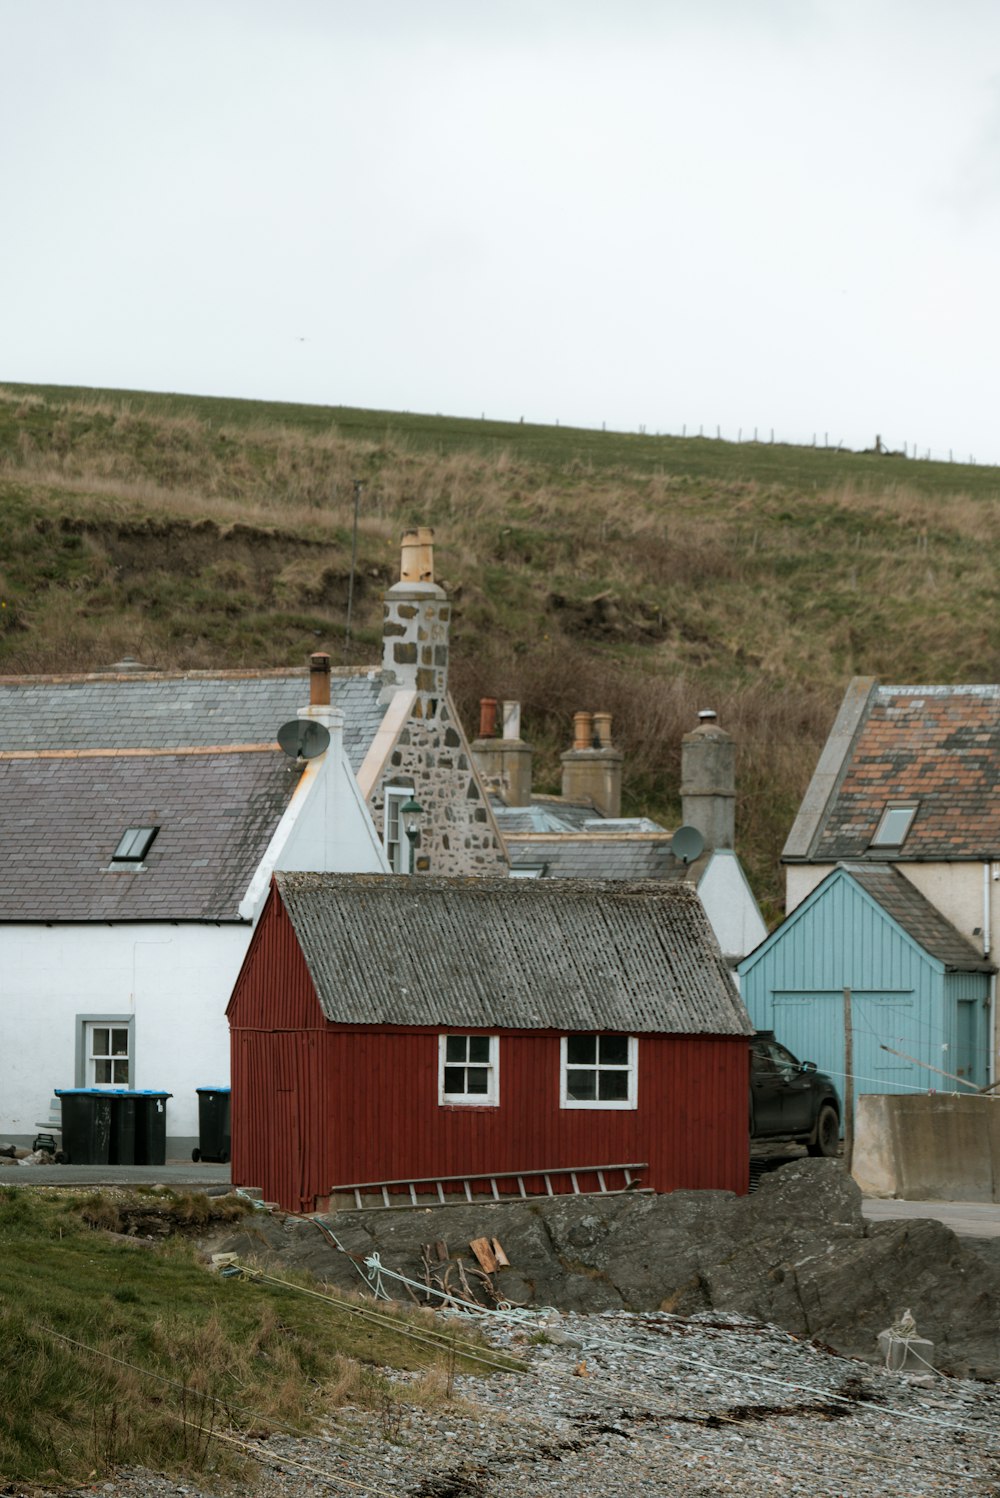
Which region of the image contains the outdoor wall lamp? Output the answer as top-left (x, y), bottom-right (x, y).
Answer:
top-left (401, 795), bottom-right (423, 842)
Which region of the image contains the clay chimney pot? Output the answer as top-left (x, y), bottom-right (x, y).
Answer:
top-left (479, 698), bottom-right (498, 737)
top-left (309, 652), bottom-right (331, 707)
top-left (399, 527), bottom-right (436, 584)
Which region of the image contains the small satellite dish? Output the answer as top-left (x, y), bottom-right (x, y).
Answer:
top-left (277, 719), bottom-right (331, 761)
top-left (671, 825), bottom-right (705, 865)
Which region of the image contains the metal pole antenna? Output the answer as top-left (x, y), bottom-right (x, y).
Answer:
top-left (344, 479), bottom-right (362, 660)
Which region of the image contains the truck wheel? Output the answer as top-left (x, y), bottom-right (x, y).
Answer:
top-left (807, 1104), bottom-right (840, 1157)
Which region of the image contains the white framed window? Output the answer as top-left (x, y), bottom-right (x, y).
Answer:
top-left (560, 1034), bottom-right (638, 1110)
top-left (76, 1016), bottom-right (133, 1088)
top-left (384, 786), bottom-right (413, 874)
top-left (438, 1034), bottom-right (499, 1106)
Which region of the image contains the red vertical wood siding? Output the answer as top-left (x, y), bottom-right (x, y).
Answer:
top-left (230, 885), bottom-right (750, 1212)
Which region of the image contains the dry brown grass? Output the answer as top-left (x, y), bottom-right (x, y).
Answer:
top-left (4, 385), bottom-right (1000, 911)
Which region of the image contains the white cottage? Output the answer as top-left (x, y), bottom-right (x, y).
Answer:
top-left (0, 529), bottom-right (507, 1153)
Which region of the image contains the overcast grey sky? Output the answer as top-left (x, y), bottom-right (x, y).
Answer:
top-left (3, 1), bottom-right (999, 461)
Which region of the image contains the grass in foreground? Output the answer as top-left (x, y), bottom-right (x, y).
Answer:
top-left (0, 1187), bottom-right (515, 1488)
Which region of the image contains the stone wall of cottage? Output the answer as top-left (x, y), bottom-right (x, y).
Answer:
top-left (368, 697), bottom-right (509, 876)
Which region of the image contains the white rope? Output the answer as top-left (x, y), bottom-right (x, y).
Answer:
top-left (356, 1251), bottom-right (992, 1447)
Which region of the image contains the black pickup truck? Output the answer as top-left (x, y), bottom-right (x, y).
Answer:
top-left (750, 1031), bottom-right (841, 1156)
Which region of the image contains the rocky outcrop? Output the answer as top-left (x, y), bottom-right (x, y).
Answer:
top-left (218, 1160), bottom-right (1000, 1379)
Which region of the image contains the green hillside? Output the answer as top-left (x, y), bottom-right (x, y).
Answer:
top-left (3, 380), bottom-right (999, 916)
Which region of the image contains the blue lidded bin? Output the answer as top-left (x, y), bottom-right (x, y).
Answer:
top-left (132, 1091), bottom-right (172, 1166)
top-left (54, 1090), bottom-right (112, 1165)
top-left (193, 1087), bottom-right (231, 1163)
top-left (109, 1091), bottom-right (138, 1165)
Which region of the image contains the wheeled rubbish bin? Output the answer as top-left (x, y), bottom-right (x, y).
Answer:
top-left (54, 1089), bottom-right (112, 1165)
top-left (132, 1091), bottom-right (172, 1166)
top-left (192, 1087), bottom-right (231, 1163)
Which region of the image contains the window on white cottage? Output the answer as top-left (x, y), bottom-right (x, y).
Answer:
top-left (439, 1034), bottom-right (499, 1105)
top-left (87, 1023), bottom-right (131, 1086)
top-left (561, 1034), bottom-right (637, 1109)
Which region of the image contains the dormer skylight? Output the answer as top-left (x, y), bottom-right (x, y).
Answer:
top-left (870, 802), bottom-right (917, 849)
top-left (112, 826), bottom-right (159, 863)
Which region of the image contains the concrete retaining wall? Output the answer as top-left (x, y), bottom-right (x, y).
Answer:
top-left (853, 1093), bottom-right (1000, 1201)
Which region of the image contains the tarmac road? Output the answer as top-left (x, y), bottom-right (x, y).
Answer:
top-left (0, 1160), bottom-right (232, 1190)
top-left (861, 1196), bottom-right (1000, 1239)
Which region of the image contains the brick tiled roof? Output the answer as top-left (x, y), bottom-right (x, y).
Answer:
top-left (0, 749), bottom-right (300, 920)
top-left (802, 684), bottom-right (1000, 860)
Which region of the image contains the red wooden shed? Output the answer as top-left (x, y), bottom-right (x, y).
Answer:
top-left (227, 872), bottom-right (754, 1212)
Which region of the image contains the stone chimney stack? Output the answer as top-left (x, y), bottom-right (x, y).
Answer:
top-left (560, 710), bottom-right (623, 817)
top-left (471, 697), bottom-right (533, 807)
top-left (381, 527), bottom-right (450, 719)
top-left (681, 709), bottom-right (735, 849)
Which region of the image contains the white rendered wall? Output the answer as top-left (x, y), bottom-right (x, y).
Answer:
top-left (0, 921), bottom-right (249, 1146)
top-left (901, 862), bottom-right (998, 957)
top-left (697, 850), bottom-right (768, 966)
top-left (785, 863), bottom-right (833, 913)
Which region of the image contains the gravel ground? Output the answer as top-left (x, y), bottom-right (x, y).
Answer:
top-left (34, 1307), bottom-right (1000, 1498)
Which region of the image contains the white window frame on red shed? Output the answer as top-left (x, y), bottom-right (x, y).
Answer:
top-left (560, 1034), bottom-right (638, 1110)
top-left (438, 1033), bottom-right (500, 1106)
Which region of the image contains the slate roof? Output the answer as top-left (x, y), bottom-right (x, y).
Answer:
top-left (790, 682), bottom-right (1000, 861)
top-left (505, 833), bottom-right (708, 883)
top-left (274, 870), bottom-right (751, 1034)
top-left (0, 749), bottom-right (300, 920)
top-left (489, 796), bottom-right (600, 833)
top-left (0, 669), bottom-right (385, 773)
top-left (839, 863), bottom-right (995, 972)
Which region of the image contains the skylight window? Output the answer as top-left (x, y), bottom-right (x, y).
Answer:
top-left (870, 803), bottom-right (917, 849)
top-left (112, 827), bottom-right (159, 863)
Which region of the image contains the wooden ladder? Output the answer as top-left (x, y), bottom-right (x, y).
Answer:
top-left (328, 1162), bottom-right (650, 1211)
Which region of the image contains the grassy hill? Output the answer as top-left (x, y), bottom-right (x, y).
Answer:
top-left (3, 380), bottom-right (999, 916)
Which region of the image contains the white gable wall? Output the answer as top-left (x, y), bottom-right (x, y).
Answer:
top-left (697, 849), bottom-right (768, 971)
top-left (239, 706), bottom-right (390, 921)
top-left (1, 921), bottom-right (247, 1148)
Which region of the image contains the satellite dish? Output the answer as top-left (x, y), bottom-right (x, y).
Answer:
top-left (277, 719), bottom-right (331, 761)
top-left (671, 825), bottom-right (705, 865)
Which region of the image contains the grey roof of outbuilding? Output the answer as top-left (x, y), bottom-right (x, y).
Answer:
top-left (489, 796), bottom-right (600, 833)
top-left (0, 669), bottom-right (386, 773)
top-left (0, 749), bottom-right (300, 920)
top-left (505, 834), bottom-right (705, 882)
top-left (274, 871), bottom-right (752, 1034)
top-left (839, 862), bottom-right (995, 973)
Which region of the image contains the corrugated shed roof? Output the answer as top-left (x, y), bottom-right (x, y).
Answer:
top-left (0, 670), bottom-right (386, 773)
top-left (839, 862), bottom-right (995, 972)
top-left (0, 749), bottom-right (300, 920)
top-left (812, 684), bottom-right (1000, 860)
top-left (275, 871), bottom-right (752, 1034)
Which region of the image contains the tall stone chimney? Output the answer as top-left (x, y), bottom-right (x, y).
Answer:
top-left (381, 527), bottom-right (449, 718)
top-left (471, 697), bottom-right (533, 807)
top-left (560, 710), bottom-right (623, 817)
top-left (681, 709), bottom-right (735, 849)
